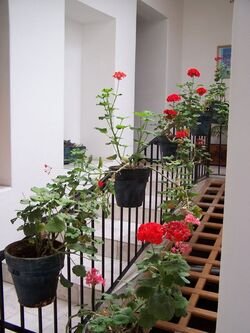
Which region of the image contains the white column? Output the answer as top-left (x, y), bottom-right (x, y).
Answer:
top-left (216, 1), bottom-right (250, 332)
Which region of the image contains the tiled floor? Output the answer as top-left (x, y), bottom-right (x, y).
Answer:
top-left (2, 281), bottom-right (79, 333)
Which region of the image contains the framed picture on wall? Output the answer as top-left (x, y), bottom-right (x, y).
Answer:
top-left (217, 45), bottom-right (232, 79)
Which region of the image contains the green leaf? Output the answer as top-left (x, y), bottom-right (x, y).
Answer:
top-left (148, 292), bottom-right (175, 321)
top-left (59, 273), bottom-right (73, 288)
top-left (98, 157), bottom-right (103, 169)
top-left (136, 286), bottom-right (154, 298)
top-left (72, 265), bottom-right (86, 277)
top-left (138, 309), bottom-right (157, 328)
top-left (95, 127), bottom-right (108, 134)
top-left (106, 154), bottom-right (117, 160)
top-left (115, 124), bottom-right (128, 130)
top-left (45, 216), bottom-right (65, 233)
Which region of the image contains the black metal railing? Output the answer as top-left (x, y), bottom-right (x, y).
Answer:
top-left (0, 139), bottom-right (209, 333)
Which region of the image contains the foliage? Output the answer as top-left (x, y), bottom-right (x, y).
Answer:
top-left (206, 57), bottom-right (229, 129)
top-left (11, 150), bottom-right (109, 284)
top-left (96, 72), bottom-right (155, 168)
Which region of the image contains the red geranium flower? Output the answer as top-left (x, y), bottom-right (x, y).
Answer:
top-left (214, 56), bottom-right (222, 62)
top-left (196, 138), bottom-right (205, 146)
top-left (98, 180), bottom-right (105, 188)
top-left (137, 222), bottom-right (164, 244)
top-left (187, 68), bottom-right (200, 78)
top-left (196, 87), bottom-right (207, 96)
top-left (113, 71), bottom-right (127, 80)
top-left (163, 109), bottom-right (178, 119)
top-left (175, 129), bottom-right (189, 139)
top-left (163, 221), bottom-right (191, 242)
top-left (166, 94), bottom-right (181, 103)
top-left (85, 268), bottom-right (105, 286)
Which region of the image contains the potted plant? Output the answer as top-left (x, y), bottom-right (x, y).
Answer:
top-left (69, 217), bottom-right (199, 333)
top-left (95, 71), bottom-right (155, 208)
top-left (4, 150), bottom-right (109, 308)
top-left (206, 57), bottom-right (229, 138)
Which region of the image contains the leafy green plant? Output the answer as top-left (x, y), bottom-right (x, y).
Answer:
top-left (206, 57), bottom-right (229, 129)
top-left (11, 150), bottom-right (109, 282)
top-left (96, 72), bottom-right (155, 168)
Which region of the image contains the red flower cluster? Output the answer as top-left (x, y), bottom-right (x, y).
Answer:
top-left (137, 222), bottom-right (164, 244)
top-left (113, 71), bottom-right (127, 80)
top-left (187, 68), bottom-right (200, 78)
top-left (171, 241), bottom-right (192, 255)
top-left (97, 180), bottom-right (105, 188)
top-left (163, 109), bottom-right (178, 119)
top-left (175, 129), bottom-right (189, 139)
top-left (163, 221), bottom-right (191, 243)
top-left (196, 87), bottom-right (207, 96)
top-left (166, 94), bottom-right (181, 103)
top-left (214, 56), bottom-right (222, 62)
top-left (196, 138), bottom-right (205, 146)
top-left (85, 268), bottom-right (105, 286)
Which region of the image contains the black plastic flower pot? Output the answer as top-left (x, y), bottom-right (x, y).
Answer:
top-left (191, 113), bottom-right (212, 136)
top-left (4, 240), bottom-right (65, 308)
top-left (114, 168), bottom-right (150, 208)
top-left (157, 136), bottom-right (177, 158)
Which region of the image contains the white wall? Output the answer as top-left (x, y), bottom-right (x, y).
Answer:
top-left (81, 20), bottom-right (115, 157)
top-left (64, 2), bottom-right (115, 159)
top-left (142, 0), bottom-right (184, 94)
top-left (135, 15), bottom-right (167, 115)
top-left (0, 0), bottom-right (65, 249)
top-left (182, 0), bottom-right (233, 86)
top-left (64, 18), bottom-right (83, 144)
top-left (0, 0), bottom-right (11, 186)
top-left (216, 1), bottom-right (250, 332)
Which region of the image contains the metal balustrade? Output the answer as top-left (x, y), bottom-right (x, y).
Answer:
top-left (0, 140), bottom-right (210, 333)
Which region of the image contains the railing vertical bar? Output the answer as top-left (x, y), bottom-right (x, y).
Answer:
top-left (119, 208), bottom-right (124, 275)
top-left (20, 306), bottom-right (25, 329)
top-left (135, 207), bottom-right (139, 254)
top-left (101, 211), bottom-right (105, 294)
top-left (38, 308), bottom-right (42, 333)
top-left (218, 125), bottom-right (222, 175)
top-left (53, 297), bottom-right (58, 333)
top-left (127, 208), bottom-right (131, 264)
top-left (80, 250), bottom-right (84, 323)
top-left (148, 145), bottom-right (153, 222)
top-left (111, 195), bottom-right (115, 286)
top-left (67, 251), bottom-right (72, 331)
top-left (0, 253), bottom-right (5, 330)
top-left (91, 219), bottom-right (95, 310)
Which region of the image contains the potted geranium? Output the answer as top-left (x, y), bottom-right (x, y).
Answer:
top-left (68, 215), bottom-right (201, 333)
top-left (95, 71), bottom-right (155, 208)
top-left (4, 150), bottom-right (109, 308)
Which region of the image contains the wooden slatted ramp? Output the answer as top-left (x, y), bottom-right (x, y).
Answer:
top-left (155, 178), bottom-right (224, 333)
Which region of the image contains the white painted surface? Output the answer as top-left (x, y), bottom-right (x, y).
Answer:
top-left (0, 0), bottom-right (65, 248)
top-left (182, 0), bottom-right (233, 86)
top-left (64, 18), bottom-right (83, 144)
top-left (0, 0), bottom-right (11, 186)
top-left (64, 1), bottom-right (115, 158)
top-left (216, 1), bottom-right (250, 332)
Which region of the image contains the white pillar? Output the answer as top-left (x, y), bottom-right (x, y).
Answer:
top-left (216, 1), bottom-right (250, 332)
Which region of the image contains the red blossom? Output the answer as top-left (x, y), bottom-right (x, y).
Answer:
top-left (187, 68), bottom-right (200, 78)
top-left (184, 213), bottom-right (200, 226)
top-left (163, 109), bottom-right (178, 119)
top-left (166, 94), bottom-right (181, 103)
top-left (98, 180), bottom-right (105, 188)
top-left (163, 221), bottom-right (191, 242)
top-left (175, 129), bottom-right (189, 139)
top-left (196, 138), bottom-right (205, 146)
top-left (171, 242), bottom-right (192, 255)
top-left (214, 56), bottom-right (222, 62)
top-left (137, 222), bottom-right (164, 245)
top-left (85, 268), bottom-right (105, 286)
top-left (196, 87), bottom-right (207, 96)
top-left (113, 71), bottom-right (127, 80)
